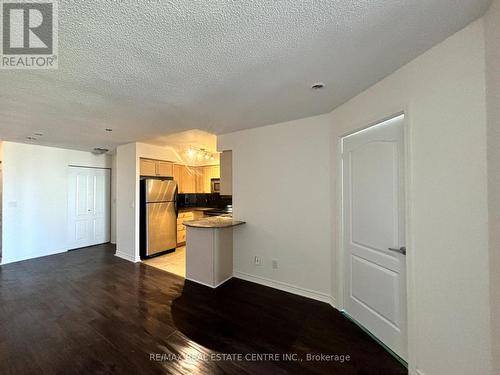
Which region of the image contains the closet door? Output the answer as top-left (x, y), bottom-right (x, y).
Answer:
top-left (68, 167), bottom-right (111, 250)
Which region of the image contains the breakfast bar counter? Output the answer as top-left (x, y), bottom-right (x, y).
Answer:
top-left (183, 216), bottom-right (245, 229)
top-left (183, 216), bottom-right (245, 288)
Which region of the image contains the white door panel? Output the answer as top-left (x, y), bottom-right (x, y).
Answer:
top-left (68, 167), bottom-right (110, 250)
top-left (342, 115), bottom-right (407, 360)
top-left (351, 141), bottom-right (398, 251)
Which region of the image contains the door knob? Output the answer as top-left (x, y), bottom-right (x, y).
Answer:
top-left (388, 247), bottom-right (407, 255)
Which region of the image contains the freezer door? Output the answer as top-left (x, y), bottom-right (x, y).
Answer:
top-left (145, 179), bottom-right (177, 203)
top-left (146, 202), bottom-right (177, 256)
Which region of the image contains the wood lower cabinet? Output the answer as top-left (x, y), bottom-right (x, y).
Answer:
top-left (177, 210), bottom-right (203, 246)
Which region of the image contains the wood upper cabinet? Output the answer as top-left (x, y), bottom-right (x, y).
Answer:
top-left (194, 165), bottom-right (220, 193)
top-left (182, 166), bottom-right (197, 193)
top-left (220, 150), bottom-right (232, 196)
top-left (172, 164), bottom-right (182, 186)
top-left (173, 164), bottom-right (196, 193)
top-left (206, 165), bottom-right (220, 192)
top-left (140, 158), bottom-right (173, 177)
top-left (157, 161), bottom-right (173, 177)
top-left (172, 164), bottom-right (220, 193)
top-left (140, 159), bottom-right (158, 177)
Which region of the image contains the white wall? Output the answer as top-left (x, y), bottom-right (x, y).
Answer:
top-left (219, 19), bottom-right (491, 375)
top-left (115, 143), bottom-right (138, 262)
top-left (110, 153), bottom-right (117, 244)
top-left (1, 142), bottom-right (112, 264)
top-left (0, 142), bottom-right (3, 258)
top-left (136, 142), bottom-right (182, 163)
top-left (218, 114), bottom-right (332, 301)
top-left (484, 0), bottom-right (500, 372)
top-left (330, 20), bottom-right (490, 375)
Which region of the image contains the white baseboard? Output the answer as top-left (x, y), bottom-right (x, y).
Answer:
top-left (233, 271), bottom-right (333, 304)
top-left (185, 276), bottom-right (232, 289)
top-left (329, 296), bottom-right (337, 309)
top-left (1, 248), bottom-right (67, 265)
top-left (115, 251), bottom-right (140, 263)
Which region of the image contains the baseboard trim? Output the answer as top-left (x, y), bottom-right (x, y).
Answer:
top-left (185, 276), bottom-right (233, 289)
top-left (1, 248), bottom-right (67, 265)
top-left (329, 296), bottom-right (337, 309)
top-left (115, 251), bottom-right (140, 263)
top-left (233, 271), bottom-right (332, 304)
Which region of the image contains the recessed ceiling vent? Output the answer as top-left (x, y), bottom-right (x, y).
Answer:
top-left (92, 147), bottom-right (109, 155)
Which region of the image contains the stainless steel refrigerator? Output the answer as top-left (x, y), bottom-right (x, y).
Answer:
top-left (140, 178), bottom-right (178, 258)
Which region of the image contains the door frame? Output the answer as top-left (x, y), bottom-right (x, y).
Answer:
top-left (336, 110), bottom-right (417, 371)
top-left (67, 165), bottom-right (112, 250)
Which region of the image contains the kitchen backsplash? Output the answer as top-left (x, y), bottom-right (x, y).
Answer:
top-left (177, 193), bottom-right (232, 209)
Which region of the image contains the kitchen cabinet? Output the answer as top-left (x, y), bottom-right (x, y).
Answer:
top-left (196, 165), bottom-right (220, 193)
top-left (220, 150), bottom-right (232, 196)
top-left (172, 164), bottom-right (220, 193)
top-left (140, 158), bottom-right (173, 177)
top-left (182, 166), bottom-right (197, 193)
top-left (172, 164), bottom-right (182, 186)
top-left (140, 159), bottom-right (157, 177)
top-left (177, 210), bottom-right (203, 246)
top-left (173, 164), bottom-right (196, 193)
top-left (157, 161), bottom-right (173, 177)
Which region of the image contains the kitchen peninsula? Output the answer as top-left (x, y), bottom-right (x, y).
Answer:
top-left (184, 216), bottom-right (245, 288)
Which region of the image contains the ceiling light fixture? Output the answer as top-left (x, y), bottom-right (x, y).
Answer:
top-left (311, 82), bottom-right (325, 90)
top-left (185, 146), bottom-right (216, 161)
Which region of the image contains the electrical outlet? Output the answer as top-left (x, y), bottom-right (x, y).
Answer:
top-left (254, 256), bottom-right (262, 266)
top-left (272, 259), bottom-right (279, 269)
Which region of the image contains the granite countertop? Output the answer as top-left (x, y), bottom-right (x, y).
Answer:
top-left (183, 216), bottom-right (245, 228)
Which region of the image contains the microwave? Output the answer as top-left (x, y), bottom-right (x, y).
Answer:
top-left (211, 178), bottom-right (221, 193)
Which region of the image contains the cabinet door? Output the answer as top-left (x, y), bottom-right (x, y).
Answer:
top-left (220, 151), bottom-right (232, 195)
top-left (196, 165), bottom-right (221, 193)
top-left (194, 167), bottom-right (206, 193)
top-left (212, 165), bottom-right (220, 179)
top-left (157, 161), bottom-right (173, 177)
top-left (140, 159), bottom-right (157, 176)
top-left (182, 167), bottom-right (197, 193)
top-left (173, 164), bottom-right (182, 190)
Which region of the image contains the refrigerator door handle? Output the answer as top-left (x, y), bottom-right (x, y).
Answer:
top-left (174, 185), bottom-right (179, 218)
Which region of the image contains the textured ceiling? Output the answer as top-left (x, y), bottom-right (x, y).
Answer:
top-left (146, 129), bottom-right (220, 165)
top-left (0, 0), bottom-right (492, 152)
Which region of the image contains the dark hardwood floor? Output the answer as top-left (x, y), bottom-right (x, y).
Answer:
top-left (0, 244), bottom-right (407, 374)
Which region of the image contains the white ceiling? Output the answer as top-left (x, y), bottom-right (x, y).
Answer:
top-left (146, 129), bottom-right (220, 165)
top-left (0, 0), bottom-right (491, 152)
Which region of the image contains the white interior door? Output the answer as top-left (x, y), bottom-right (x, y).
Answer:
top-left (68, 167), bottom-right (111, 250)
top-left (342, 115), bottom-right (407, 360)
